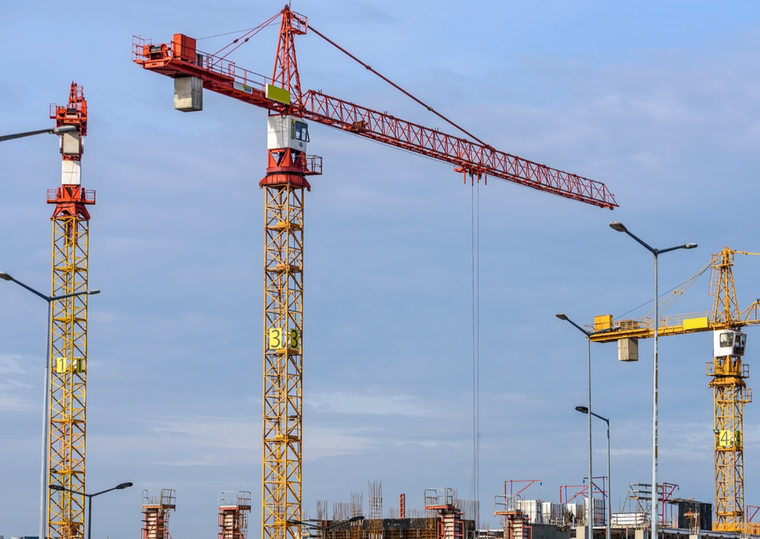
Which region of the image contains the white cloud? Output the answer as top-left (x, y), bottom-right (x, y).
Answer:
top-left (0, 354), bottom-right (37, 412)
top-left (0, 353), bottom-right (28, 374)
top-left (309, 391), bottom-right (433, 417)
top-left (0, 389), bottom-right (36, 412)
top-left (306, 425), bottom-right (375, 459)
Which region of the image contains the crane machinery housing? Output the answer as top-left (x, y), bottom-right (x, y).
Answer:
top-left (132, 7), bottom-right (618, 539)
top-left (589, 247), bottom-right (760, 534)
top-left (45, 82), bottom-right (96, 539)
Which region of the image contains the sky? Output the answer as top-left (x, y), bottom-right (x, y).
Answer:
top-left (3, 1), bottom-right (760, 538)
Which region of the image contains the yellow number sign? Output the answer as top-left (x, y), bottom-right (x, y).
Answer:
top-left (269, 327), bottom-right (300, 350)
top-left (718, 429), bottom-right (743, 448)
top-left (289, 328), bottom-right (300, 349)
top-left (268, 327), bottom-right (284, 350)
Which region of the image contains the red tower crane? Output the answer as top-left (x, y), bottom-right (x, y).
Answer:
top-left (132, 8), bottom-right (617, 539)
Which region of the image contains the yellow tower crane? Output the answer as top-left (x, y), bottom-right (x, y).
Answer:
top-left (589, 246), bottom-right (760, 533)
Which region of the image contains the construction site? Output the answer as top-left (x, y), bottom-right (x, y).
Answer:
top-left (4, 4), bottom-right (760, 539)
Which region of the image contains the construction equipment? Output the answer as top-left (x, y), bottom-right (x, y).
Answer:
top-left (425, 489), bottom-right (468, 539)
top-left (46, 82), bottom-right (96, 539)
top-left (142, 489), bottom-right (177, 539)
top-left (218, 491), bottom-right (253, 539)
top-left (132, 7), bottom-right (618, 539)
top-left (494, 496), bottom-right (532, 539)
top-left (589, 247), bottom-right (760, 533)
top-left (494, 480), bottom-right (542, 539)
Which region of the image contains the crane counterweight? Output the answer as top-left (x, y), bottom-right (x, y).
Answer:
top-left (174, 76), bottom-right (203, 112)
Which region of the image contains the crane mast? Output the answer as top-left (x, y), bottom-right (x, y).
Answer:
top-left (47, 82), bottom-right (96, 539)
top-left (590, 247), bottom-right (760, 533)
top-left (708, 248), bottom-right (752, 532)
top-left (132, 8), bottom-right (616, 539)
top-left (260, 10), bottom-right (313, 539)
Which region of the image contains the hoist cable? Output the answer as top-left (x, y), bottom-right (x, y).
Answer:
top-left (308, 25), bottom-right (493, 150)
top-left (471, 178), bottom-right (481, 526)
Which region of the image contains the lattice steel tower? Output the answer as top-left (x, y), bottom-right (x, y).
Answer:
top-left (47, 82), bottom-right (96, 539)
top-left (260, 115), bottom-right (312, 539)
top-left (708, 247), bottom-right (752, 532)
top-left (259, 11), bottom-right (320, 539)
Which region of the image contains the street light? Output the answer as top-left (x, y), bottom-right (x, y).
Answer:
top-left (556, 313), bottom-right (618, 539)
top-left (289, 516), bottom-right (365, 537)
top-left (0, 125), bottom-right (77, 143)
top-left (1, 271), bottom-right (100, 539)
top-left (50, 482), bottom-right (133, 539)
top-left (576, 406), bottom-right (611, 539)
top-left (609, 221), bottom-right (696, 539)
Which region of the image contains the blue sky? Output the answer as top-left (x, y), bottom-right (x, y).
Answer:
top-left (4, 1), bottom-right (760, 537)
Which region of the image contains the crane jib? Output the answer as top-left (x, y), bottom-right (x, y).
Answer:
top-left (132, 34), bottom-right (618, 210)
top-left (300, 91), bottom-right (617, 209)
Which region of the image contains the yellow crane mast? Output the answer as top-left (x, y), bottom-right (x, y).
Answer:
top-left (589, 246), bottom-right (760, 533)
top-left (47, 83), bottom-right (96, 539)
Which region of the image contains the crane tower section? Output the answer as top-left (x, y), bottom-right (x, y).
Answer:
top-left (708, 248), bottom-right (752, 532)
top-left (709, 328), bottom-right (750, 532)
top-left (46, 82), bottom-right (96, 539)
top-left (261, 109), bottom-right (320, 539)
top-left (260, 11), bottom-right (319, 539)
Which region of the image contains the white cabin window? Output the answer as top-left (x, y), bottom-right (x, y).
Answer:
top-left (292, 120), bottom-right (309, 142)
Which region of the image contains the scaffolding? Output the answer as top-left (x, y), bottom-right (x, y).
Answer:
top-left (618, 482), bottom-right (679, 528)
top-left (369, 482), bottom-right (383, 539)
top-left (142, 489), bottom-right (176, 539)
top-left (218, 491), bottom-right (252, 539)
top-left (352, 491), bottom-right (365, 539)
top-left (494, 487), bottom-right (532, 539)
top-left (425, 489), bottom-right (466, 539)
top-left (309, 485), bottom-right (442, 539)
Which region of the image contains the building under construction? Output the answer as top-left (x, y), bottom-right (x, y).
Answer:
top-left (139, 480), bottom-right (754, 539)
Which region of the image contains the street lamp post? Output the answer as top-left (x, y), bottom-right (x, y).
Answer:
top-left (1, 121), bottom-right (84, 539)
top-left (0, 125), bottom-right (77, 143)
top-left (50, 482), bottom-right (133, 539)
top-left (0, 271), bottom-right (100, 539)
top-left (576, 406), bottom-right (611, 539)
top-left (608, 221), bottom-right (696, 539)
top-left (556, 313), bottom-right (618, 539)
